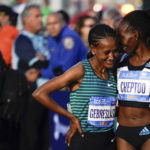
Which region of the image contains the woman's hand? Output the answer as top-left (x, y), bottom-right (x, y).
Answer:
top-left (65, 116), bottom-right (84, 147)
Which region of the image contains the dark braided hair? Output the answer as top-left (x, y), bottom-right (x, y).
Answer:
top-left (121, 9), bottom-right (150, 49)
top-left (88, 24), bottom-right (118, 47)
top-left (87, 24), bottom-right (120, 58)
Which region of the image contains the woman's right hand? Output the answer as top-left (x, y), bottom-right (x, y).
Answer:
top-left (65, 116), bottom-right (84, 147)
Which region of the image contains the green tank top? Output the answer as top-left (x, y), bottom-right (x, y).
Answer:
top-left (70, 59), bottom-right (117, 132)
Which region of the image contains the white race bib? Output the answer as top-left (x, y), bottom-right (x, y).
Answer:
top-left (87, 97), bottom-right (117, 127)
top-left (118, 71), bottom-right (150, 102)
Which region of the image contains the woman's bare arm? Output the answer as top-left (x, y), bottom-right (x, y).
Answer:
top-left (32, 62), bottom-right (85, 146)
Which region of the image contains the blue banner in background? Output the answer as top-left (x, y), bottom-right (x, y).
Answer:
top-left (50, 90), bottom-right (70, 150)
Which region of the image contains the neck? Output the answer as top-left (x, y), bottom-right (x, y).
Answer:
top-left (135, 42), bottom-right (150, 60)
top-left (24, 26), bottom-right (38, 34)
top-left (89, 57), bottom-right (108, 79)
top-left (130, 42), bottom-right (150, 66)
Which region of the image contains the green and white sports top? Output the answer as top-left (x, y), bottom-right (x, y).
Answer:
top-left (70, 59), bottom-right (117, 132)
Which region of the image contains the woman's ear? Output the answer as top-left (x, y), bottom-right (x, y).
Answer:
top-left (134, 30), bottom-right (139, 41)
top-left (90, 45), bottom-right (96, 55)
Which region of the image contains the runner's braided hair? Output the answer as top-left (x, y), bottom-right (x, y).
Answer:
top-left (121, 9), bottom-right (150, 50)
top-left (88, 24), bottom-right (119, 48)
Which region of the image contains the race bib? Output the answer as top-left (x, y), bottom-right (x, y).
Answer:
top-left (87, 97), bottom-right (116, 127)
top-left (118, 71), bottom-right (150, 102)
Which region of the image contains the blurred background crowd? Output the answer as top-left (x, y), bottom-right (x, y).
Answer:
top-left (0, 0), bottom-right (149, 150)
top-left (0, 0), bottom-right (149, 29)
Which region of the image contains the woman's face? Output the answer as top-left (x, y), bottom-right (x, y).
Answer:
top-left (117, 21), bottom-right (138, 55)
top-left (91, 36), bottom-right (119, 69)
top-left (80, 18), bottom-right (96, 37)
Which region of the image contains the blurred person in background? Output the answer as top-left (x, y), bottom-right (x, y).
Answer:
top-left (41, 12), bottom-right (88, 79)
top-left (0, 5), bottom-right (19, 67)
top-left (12, 4), bottom-right (49, 74)
top-left (0, 52), bottom-right (5, 97)
top-left (0, 52), bottom-right (29, 150)
top-left (57, 10), bottom-right (70, 24)
top-left (0, 53), bottom-right (7, 150)
top-left (69, 7), bottom-right (99, 29)
top-left (12, 4), bottom-right (50, 150)
top-left (101, 8), bottom-right (122, 29)
top-left (42, 0), bottom-right (52, 27)
top-left (74, 15), bottom-right (97, 49)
